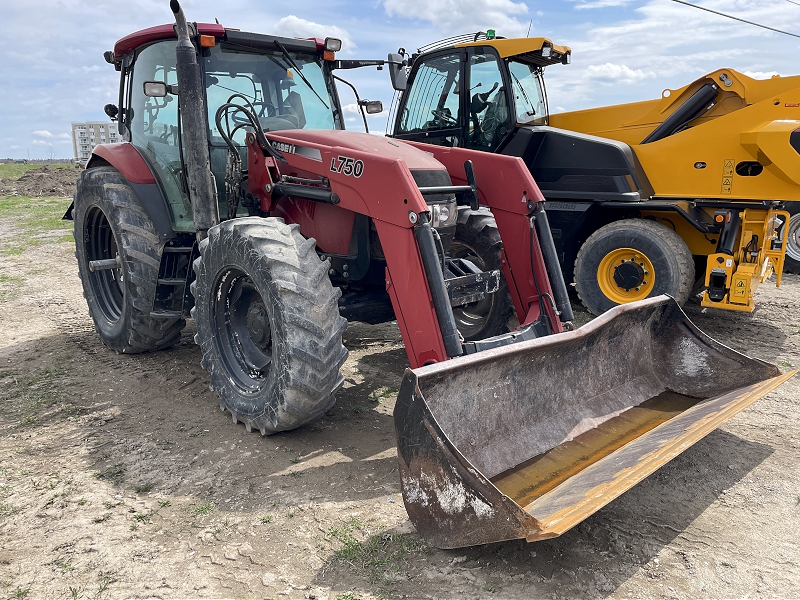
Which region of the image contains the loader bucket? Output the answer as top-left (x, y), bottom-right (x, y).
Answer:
top-left (394, 295), bottom-right (795, 549)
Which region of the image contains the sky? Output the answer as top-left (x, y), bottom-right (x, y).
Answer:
top-left (1, 0), bottom-right (799, 159)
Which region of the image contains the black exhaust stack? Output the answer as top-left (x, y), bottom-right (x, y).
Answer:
top-left (170, 0), bottom-right (218, 240)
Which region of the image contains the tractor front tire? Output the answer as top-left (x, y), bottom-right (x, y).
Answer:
top-left (449, 208), bottom-right (514, 340)
top-left (574, 218), bottom-right (694, 316)
top-left (190, 218), bottom-right (348, 435)
top-left (74, 166), bottom-right (185, 352)
top-left (783, 202), bottom-right (800, 275)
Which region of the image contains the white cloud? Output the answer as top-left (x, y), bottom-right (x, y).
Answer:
top-left (743, 70), bottom-right (780, 79)
top-left (33, 130), bottom-right (70, 140)
top-left (273, 15), bottom-right (356, 53)
top-left (544, 0), bottom-right (800, 111)
top-left (573, 0), bottom-right (637, 9)
top-left (584, 63), bottom-right (656, 85)
top-left (382, 0), bottom-right (530, 37)
top-left (342, 103), bottom-right (361, 115)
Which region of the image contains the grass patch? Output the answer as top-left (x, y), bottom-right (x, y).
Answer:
top-left (260, 514), bottom-right (274, 524)
top-left (0, 195), bottom-right (74, 257)
top-left (192, 501), bottom-right (215, 516)
top-left (158, 499), bottom-right (171, 508)
top-left (132, 482), bottom-right (154, 494)
top-left (9, 580), bottom-right (34, 599)
top-left (0, 365), bottom-right (70, 426)
top-left (328, 517), bottom-right (427, 592)
top-left (92, 513), bottom-right (111, 523)
top-left (50, 555), bottom-right (75, 573)
top-left (0, 274), bottom-right (24, 303)
top-left (369, 386), bottom-right (397, 403)
top-left (93, 465), bottom-right (125, 486)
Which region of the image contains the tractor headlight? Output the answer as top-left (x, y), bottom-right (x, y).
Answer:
top-left (324, 37), bottom-right (342, 52)
top-left (430, 200), bottom-right (457, 228)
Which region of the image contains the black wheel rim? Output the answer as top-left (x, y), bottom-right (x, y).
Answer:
top-left (448, 242), bottom-right (496, 339)
top-left (787, 212), bottom-right (800, 263)
top-left (84, 206), bottom-right (124, 322)
top-left (212, 268), bottom-right (272, 393)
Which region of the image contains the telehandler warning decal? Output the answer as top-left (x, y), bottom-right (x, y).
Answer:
top-left (330, 155), bottom-right (364, 178)
top-left (722, 159), bottom-right (734, 194)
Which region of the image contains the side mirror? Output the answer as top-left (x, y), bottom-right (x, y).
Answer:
top-left (388, 53), bottom-right (407, 91)
top-left (361, 100), bottom-right (383, 114)
top-left (143, 81), bottom-right (178, 97)
top-left (104, 104), bottom-right (119, 121)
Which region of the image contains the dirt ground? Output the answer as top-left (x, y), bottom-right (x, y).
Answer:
top-left (0, 183), bottom-right (798, 599)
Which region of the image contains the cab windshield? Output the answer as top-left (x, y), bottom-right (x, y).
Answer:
top-left (204, 43), bottom-right (339, 144)
top-left (508, 60), bottom-right (548, 126)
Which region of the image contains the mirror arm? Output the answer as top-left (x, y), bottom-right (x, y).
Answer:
top-left (332, 74), bottom-right (369, 133)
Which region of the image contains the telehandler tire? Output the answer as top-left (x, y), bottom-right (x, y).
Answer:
top-left (449, 208), bottom-right (514, 340)
top-left (190, 218), bottom-right (348, 435)
top-left (574, 218), bottom-right (694, 316)
top-left (74, 166), bottom-right (185, 352)
top-left (784, 202), bottom-right (800, 275)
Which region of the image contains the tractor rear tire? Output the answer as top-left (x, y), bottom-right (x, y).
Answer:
top-left (74, 166), bottom-right (185, 352)
top-left (783, 202), bottom-right (800, 275)
top-left (574, 218), bottom-right (694, 316)
top-left (190, 217), bottom-right (348, 435)
top-left (449, 208), bottom-right (514, 340)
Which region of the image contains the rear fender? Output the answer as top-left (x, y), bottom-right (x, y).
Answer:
top-left (72, 143), bottom-right (175, 242)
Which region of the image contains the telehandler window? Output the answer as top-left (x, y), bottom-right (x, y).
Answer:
top-left (508, 61), bottom-right (548, 125)
top-left (397, 54), bottom-right (461, 134)
top-left (467, 52), bottom-right (510, 151)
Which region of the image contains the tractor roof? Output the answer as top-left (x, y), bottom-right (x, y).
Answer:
top-left (113, 23), bottom-right (328, 58)
top-left (416, 33), bottom-right (570, 67)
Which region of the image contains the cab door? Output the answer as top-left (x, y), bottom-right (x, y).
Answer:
top-left (392, 50), bottom-right (466, 147)
top-left (464, 46), bottom-right (514, 152)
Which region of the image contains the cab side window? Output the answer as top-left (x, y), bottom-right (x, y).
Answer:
top-left (129, 41), bottom-right (190, 229)
top-left (466, 52), bottom-right (511, 151)
top-left (397, 54), bottom-right (461, 134)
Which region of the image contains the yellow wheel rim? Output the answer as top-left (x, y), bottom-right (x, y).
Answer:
top-left (597, 248), bottom-right (655, 304)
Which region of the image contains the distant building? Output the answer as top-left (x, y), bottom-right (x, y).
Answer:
top-left (71, 121), bottom-right (120, 161)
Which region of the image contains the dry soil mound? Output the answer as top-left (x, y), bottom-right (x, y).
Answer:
top-left (0, 165), bottom-right (82, 197)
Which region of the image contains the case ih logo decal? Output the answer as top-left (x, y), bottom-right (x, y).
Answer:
top-left (330, 155), bottom-right (364, 178)
top-left (273, 141), bottom-right (296, 154)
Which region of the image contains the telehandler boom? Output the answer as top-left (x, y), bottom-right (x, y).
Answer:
top-left (383, 33), bottom-right (798, 315)
top-left (69, 3), bottom-right (794, 549)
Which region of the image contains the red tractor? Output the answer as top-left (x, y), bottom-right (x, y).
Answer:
top-left (69, 1), bottom-right (791, 548)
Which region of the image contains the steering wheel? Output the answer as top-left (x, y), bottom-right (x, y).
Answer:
top-left (430, 109), bottom-right (457, 126)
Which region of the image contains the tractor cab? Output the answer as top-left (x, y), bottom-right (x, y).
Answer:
top-left (391, 34), bottom-right (569, 152)
top-left (106, 24), bottom-right (344, 232)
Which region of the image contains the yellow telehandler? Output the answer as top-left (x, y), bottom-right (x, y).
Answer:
top-left (382, 33), bottom-right (799, 315)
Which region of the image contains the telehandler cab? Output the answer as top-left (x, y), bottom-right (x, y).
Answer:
top-left (383, 33), bottom-right (798, 315)
top-left (69, 2), bottom-right (794, 548)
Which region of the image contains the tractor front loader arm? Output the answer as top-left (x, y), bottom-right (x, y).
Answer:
top-left (403, 142), bottom-right (571, 330)
top-left (244, 132), bottom-right (472, 367)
